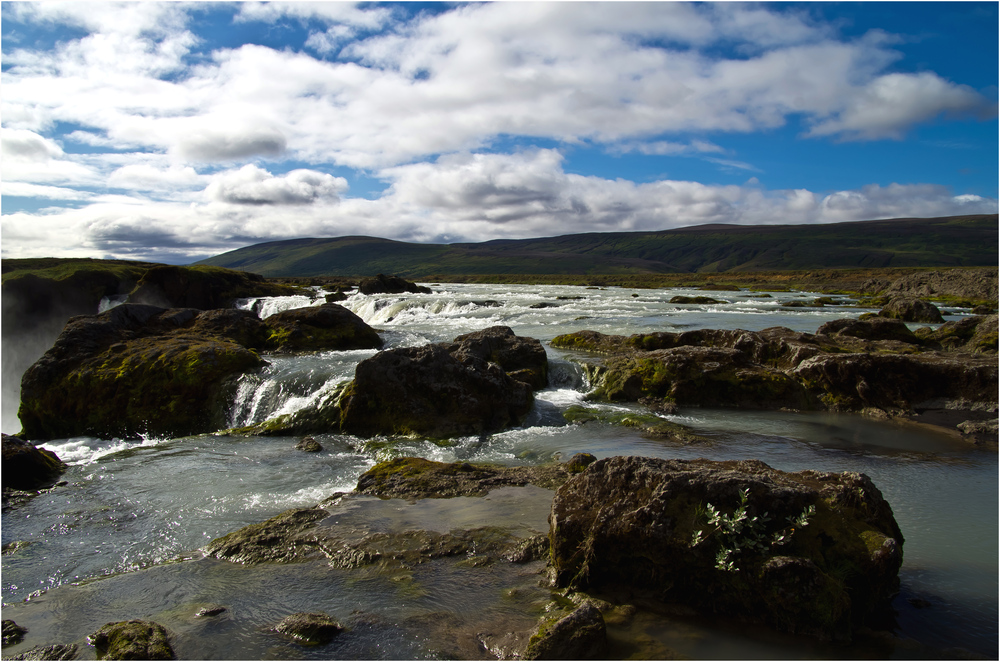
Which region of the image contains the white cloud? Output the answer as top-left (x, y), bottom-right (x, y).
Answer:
top-left (108, 164), bottom-right (205, 191)
top-left (205, 165), bottom-right (348, 206)
top-left (1, 182), bottom-right (94, 201)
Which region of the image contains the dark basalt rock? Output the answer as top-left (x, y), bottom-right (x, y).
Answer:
top-left (551, 319), bottom-right (998, 425)
top-left (669, 295), bottom-right (724, 304)
top-left (878, 297), bottom-right (945, 323)
top-left (295, 437), bottom-right (323, 452)
top-left (548, 456), bottom-right (904, 642)
top-left (18, 304), bottom-right (268, 441)
top-left (2, 434), bottom-right (66, 491)
top-left (203, 506), bottom-right (330, 565)
top-left (354, 457), bottom-right (574, 499)
top-left (358, 273), bottom-right (431, 295)
top-left (522, 601), bottom-right (608, 660)
top-left (273, 612), bottom-right (343, 646)
top-left (88, 620), bottom-right (173, 660)
top-left (339, 338), bottom-right (534, 439)
top-left (448, 325), bottom-right (548, 390)
top-left (263, 304), bottom-right (383, 352)
top-left (3, 620), bottom-right (28, 646)
top-left (8, 644), bottom-right (78, 660)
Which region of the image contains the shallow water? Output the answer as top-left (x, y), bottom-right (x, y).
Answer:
top-left (2, 283), bottom-right (995, 659)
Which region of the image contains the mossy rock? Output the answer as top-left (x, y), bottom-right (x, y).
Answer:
top-left (273, 612), bottom-right (343, 646)
top-left (263, 304), bottom-right (382, 352)
top-left (354, 457), bottom-right (572, 498)
top-left (523, 601), bottom-right (608, 660)
top-left (88, 620), bottom-right (174, 660)
top-left (203, 506), bottom-right (330, 564)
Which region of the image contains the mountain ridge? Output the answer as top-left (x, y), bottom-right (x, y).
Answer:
top-left (193, 214), bottom-right (998, 277)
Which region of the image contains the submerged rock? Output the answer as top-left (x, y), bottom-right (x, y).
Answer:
top-left (295, 437), bottom-right (323, 452)
top-left (522, 601), bottom-right (608, 660)
top-left (273, 612), bottom-right (343, 646)
top-left (547, 456), bottom-right (903, 642)
top-left (203, 506), bottom-right (330, 565)
top-left (358, 273), bottom-right (431, 295)
top-left (354, 456), bottom-right (573, 498)
top-left (2, 434), bottom-right (66, 490)
top-left (263, 303), bottom-right (383, 352)
top-left (88, 620), bottom-right (173, 660)
top-left (3, 620), bottom-right (28, 646)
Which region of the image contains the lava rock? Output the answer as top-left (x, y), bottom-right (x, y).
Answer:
top-left (273, 612), bottom-right (343, 646)
top-left (358, 274), bottom-right (430, 295)
top-left (2, 434), bottom-right (66, 490)
top-left (295, 437), bottom-right (323, 452)
top-left (8, 644), bottom-right (78, 660)
top-left (88, 620), bottom-right (173, 660)
top-left (548, 456), bottom-right (904, 642)
top-left (878, 297), bottom-right (945, 324)
top-left (263, 304), bottom-right (382, 352)
top-left (523, 601), bottom-right (608, 660)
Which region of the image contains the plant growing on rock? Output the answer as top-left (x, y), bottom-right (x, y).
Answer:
top-left (690, 487), bottom-right (815, 572)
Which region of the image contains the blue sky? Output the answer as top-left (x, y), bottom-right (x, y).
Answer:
top-left (2, 1), bottom-right (996, 264)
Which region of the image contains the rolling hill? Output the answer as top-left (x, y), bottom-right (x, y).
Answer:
top-left (194, 214), bottom-right (998, 277)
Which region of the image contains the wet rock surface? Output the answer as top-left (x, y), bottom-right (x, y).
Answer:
top-left (552, 317), bottom-right (998, 438)
top-left (355, 456), bottom-right (573, 498)
top-left (263, 303), bottom-right (383, 352)
top-left (547, 456), bottom-right (904, 642)
top-left (358, 273), bottom-right (431, 295)
top-left (17, 305), bottom-right (269, 441)
top-left (88, 620), bottom-right (174, 660)
top-left (1, 434), bottom-right (66, 491)
top-left (522, 600), bottom-right (609, 660)
top-left (272, 612), bottom-right (343, 646)
top-left (2, 620), bottom-right (28, 646)
top-left (7, 644), bottom-right (78, 660)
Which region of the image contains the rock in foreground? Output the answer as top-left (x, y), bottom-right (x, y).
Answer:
top-left (88, 620), bottom-right (174, 660)
top-left (273, 612), bottom-right (343, 646)
top-left (1, 434), bottom-right (66, 490)
top-left (548, 456), bottom-right (903, 642)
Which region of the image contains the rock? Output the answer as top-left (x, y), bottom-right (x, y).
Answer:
top-left (2, 434), bottom-right (66, 490)
top-left (126, 264), bottom-right (294, 310)
top-left (882, 269), bottom-right (998, 303)
top-left (354, 457), bottom-right (572, 498)
top-left (263, 304), bottom-right (383, 352)
top-left (87, 620), bottom-right (173, 660)
top-left (324, 291), bottom-right (347, 303)
top-left (916, 315), bottom-right (998, 354)
top-left (522, 601), bottom-right (608, 660)
top-left (295, 437), bottom-right (323, 452)
top-left (338, 340), bottom-right (534, 439)
top-left (972, 305), bottom-right (996, 315)
top-left (878, 297), bottom-right (945, 323)
top-left (3, 620), bottom-right (28, 646)
top-left (563, 453), bottom-right (597, 473)
top-left (548, 456), bottom-right (903, 642)
top-left (273, 612), bottom-right (343, 646)
top-left (552, 323), bottom-right (998, 421)
top-left (8, 644), bottom-right (78, 660)
top-left (18, 305), bottom-right (268, 441)
top-left (669, 296), bottom-right (724, 304)
top-left (448, 325), bottom-right (548, 390)
top-left (817, 317), bottom-right (919, 344)
top-left (956, 419), bottom-right (999, 446)
top-left (194, 605), bottom-right (227, 618)
top-left (358, 273), bottom-right (431, 295)
top-left (203, 506), bottom-right (330, 565)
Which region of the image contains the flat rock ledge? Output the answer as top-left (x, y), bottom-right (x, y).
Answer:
top-left (552, 316), bottom-right (998, 444)
top-left (548, 456), bottom-right (904, 642)
top-left (202, 457), bottom-right (582, 567)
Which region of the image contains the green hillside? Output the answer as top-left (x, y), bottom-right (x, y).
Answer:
top-left (194, 214), bottom-right (998, 277)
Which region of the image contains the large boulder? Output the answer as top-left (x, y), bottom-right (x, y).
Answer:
top-left (2, 434), bottom-right (66, 490)
top-left (18, 305), bottom-right (268, 441)
top-left (358, 273), bottom-right (431, 295)
top-left (547, 456), bottom-right (903, 642)
top-left (448, 326), bottom-right (548, 390)
top-left (878, 297), bottom-right (945, 323)
top-left (522, 601), bottom-right (608, 660)
top-left (263, 304), bottom-right (383, 352)
top-left (339, 342), bottom-right (533, 438)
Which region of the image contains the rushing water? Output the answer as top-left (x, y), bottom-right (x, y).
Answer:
top-left (2, 283), bottom-right (995, 659)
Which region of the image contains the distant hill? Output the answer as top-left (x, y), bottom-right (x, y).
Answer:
top-left (194, 214), bottom-right (998, 277)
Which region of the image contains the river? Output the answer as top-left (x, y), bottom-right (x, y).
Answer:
top-left (2, 283), bottom-right (996, 659)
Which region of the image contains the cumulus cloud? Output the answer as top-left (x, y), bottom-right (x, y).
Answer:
top-left (108, 164), bottom-right (205, 191)
top-left (205, 165), bottom-right (348, 206)
top-left (176, 121), bottom-right (288, 161)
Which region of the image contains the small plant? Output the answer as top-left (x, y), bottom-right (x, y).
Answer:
top-left (690, 487), bottom-right (815, 572)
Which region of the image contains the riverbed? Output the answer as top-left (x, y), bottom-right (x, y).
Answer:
top-left (2, 283), bottom-right (995, 659)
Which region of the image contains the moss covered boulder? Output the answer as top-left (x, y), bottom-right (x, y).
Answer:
top-left (18, 304), bottom-right (268, 440)
top-left (337, 328), bottom-right (543, 439)
top-left (522, 601), bottom-right (608, 660)
top-left (355, 456), bottom-right (573, 498)
top-left (547, 456), bottom-right (903, 642)
top-left (88, 620), bottom-right (173, 660)
top-left (263, 304), bottom-right (383, 352)
top-left (2, 434), bottom-right (66, 490)
top-left (273, 612), bottom-right (343, 646)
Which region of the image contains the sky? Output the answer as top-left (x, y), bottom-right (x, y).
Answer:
top-left (1, 1), bottom-right (997, 265)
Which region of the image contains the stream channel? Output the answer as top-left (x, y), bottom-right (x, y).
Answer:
top-left (2, 283), bottom-right (996, 659)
